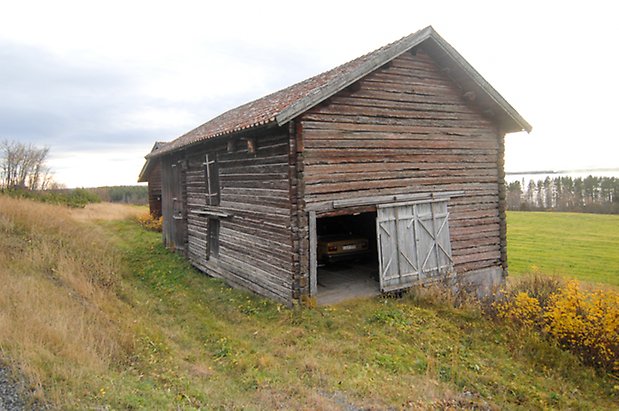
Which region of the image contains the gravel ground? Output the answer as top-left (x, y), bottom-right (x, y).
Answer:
top-left (0, 364), bottom-right (27, 411)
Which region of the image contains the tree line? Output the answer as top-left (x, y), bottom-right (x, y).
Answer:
top-left (1, 140), bottom-right (148, 205)
top-left (507, 176), bottom-right (619, 214)
top-left (88, 186), bottom-right (148, 204)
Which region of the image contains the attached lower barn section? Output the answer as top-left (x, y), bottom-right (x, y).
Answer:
top-left (139, 27), bottom-right (530, 306)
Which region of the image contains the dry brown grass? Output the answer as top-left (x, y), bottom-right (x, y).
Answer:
top-left (0, 196), bottom-right (135, 405)
top-left (69, 202), bottom-right (146, 222)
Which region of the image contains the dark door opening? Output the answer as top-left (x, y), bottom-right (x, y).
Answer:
top-left (315, 211), bottom-right (379, 304)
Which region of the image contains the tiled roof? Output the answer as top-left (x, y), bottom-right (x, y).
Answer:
top-left (148, 26), bottom-right (531, 159)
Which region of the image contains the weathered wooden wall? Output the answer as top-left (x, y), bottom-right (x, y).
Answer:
top-left (161, 154), bottom-right (187, 251)
top-left (166, 129), bottom-right (295, 304)
top-left (299, 49), bottom-right (502, 277)
top-left (147, 160), bottom-right (163, 218)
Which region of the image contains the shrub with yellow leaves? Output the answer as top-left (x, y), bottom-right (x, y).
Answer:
top-left (136, 212), bottom-right (163, 232)
top-left (544, 281), bottom-right (619, 373)
top-left (494, 292), bottom-right (543, 328)
top-left (492, 277), bottom-right (619, 375)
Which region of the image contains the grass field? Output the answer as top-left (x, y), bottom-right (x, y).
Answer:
top-left (507, 211), bottom-right (619, 287)
top-left (1, 197), bottom-right (617, 409)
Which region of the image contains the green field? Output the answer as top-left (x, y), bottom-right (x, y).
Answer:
top-left (507, 211), bottom-right (619, 287)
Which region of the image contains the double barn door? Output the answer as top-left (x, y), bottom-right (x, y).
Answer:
top-left (376, 200), bottom-right (453, 292)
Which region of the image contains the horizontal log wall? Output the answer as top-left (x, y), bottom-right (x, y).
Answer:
top-left (180, 131), bottom-right (294, 304)
top-left (300, 50), bottom-right (502, 275)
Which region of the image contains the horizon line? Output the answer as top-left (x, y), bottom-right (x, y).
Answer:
top-left (506, 167), bottom-right (619, 175)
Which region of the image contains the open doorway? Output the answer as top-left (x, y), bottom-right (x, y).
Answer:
top-left (314, 211), bottom-right (380, 304)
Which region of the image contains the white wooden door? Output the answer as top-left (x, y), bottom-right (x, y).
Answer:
top-left (376, 199), bottom-right (453, 292)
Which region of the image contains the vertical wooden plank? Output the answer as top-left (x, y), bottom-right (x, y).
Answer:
top-left (430, 201), bottom-right (441, 274)
top-left (309, 210), bottom-right (317, 296)
top-left (413, 203), bottom-right (422, 281)
top-left (205, 154), bottom-right (212, 205)
top-left (180, 156), bottom-right (188, 254)
top-left (377, 207), bottom-right (400, 291)
top-left (393, 205), bottom-right (401, 282)
top-left (396, 205), bottom-right (418, 281)
top-left (376, 209), bottom-right (386, 290)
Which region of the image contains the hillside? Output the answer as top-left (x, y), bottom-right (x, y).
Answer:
top-left (0, 197), bottom-right (617, 409)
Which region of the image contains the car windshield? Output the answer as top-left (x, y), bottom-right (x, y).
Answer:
top-left (318, 220), bottom-right (352, 237)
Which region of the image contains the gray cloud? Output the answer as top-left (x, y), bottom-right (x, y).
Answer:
top-left (0, 36), bottom-right (341, 187)
top-left (0, 41), bottom-right (144, 147)
top-left (0, 39), bottom-right (325, 151)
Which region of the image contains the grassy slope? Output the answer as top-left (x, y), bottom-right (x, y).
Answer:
top-left (102, 220), bottom-right (617, 410)
top-left (507, 211), bottom-right (619, 287)
top-left (0, 198), bottom-right (143, 406)
top-left (1, 198), bottom-right (616, 409)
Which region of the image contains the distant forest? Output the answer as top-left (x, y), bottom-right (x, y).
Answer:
top-left (87, 185), bottom-right (148, 204)
top-left (507, 176), bottom-right (619, 214)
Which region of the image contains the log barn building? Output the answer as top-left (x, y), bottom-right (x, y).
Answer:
top-left (138, 141), bottom-right (167, 218)
top-left (139, 27), bottom-right (531, 305)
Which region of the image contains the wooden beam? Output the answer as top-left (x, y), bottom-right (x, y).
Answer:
top-left (376, 197), bottom-right (455, 209)
top-left (332, 191), bottom-right (465, 209)
top-left (309, 211), bottom-right (317, 297)
top-left (189, 207), bottom-right (233, 218)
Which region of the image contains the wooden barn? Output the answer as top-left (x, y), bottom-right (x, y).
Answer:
top-left (138, 141), bottom-right (167, 218)
top-left (140, 26), bottom-right (531, 305)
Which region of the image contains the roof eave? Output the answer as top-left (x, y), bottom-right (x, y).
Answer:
top-left (137, 159), bottom-right (151, 183)
top-left (145, 121), bottom-right (279, 159)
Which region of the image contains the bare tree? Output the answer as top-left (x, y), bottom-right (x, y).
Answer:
top-left (0, 140), bottom-right (53, 190)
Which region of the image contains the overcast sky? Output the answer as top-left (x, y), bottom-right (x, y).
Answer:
top-left (1, 1), bottom-right (617, 187)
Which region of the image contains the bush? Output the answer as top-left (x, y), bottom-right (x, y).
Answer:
top-left (136, 212), bottom-right (162, 232)
top-left (544, 281), bottom-right (619, 372)
top-left (492, 277), bottom-right (619, 374)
